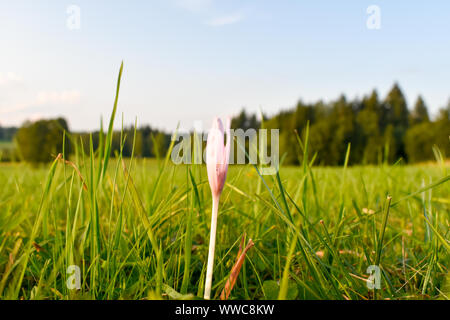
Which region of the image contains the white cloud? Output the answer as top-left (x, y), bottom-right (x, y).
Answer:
top-left (26, 113), bottom-right (46, 122)
top-left (0, 102), bottom-right (32, 114)
top-left (36, 90), bottom-right (81, 105)
top-left (0, 72), bottom-right (23, 86)
top-left (176, 0), bottom-right (212, 13)
top-left (206, 12), bottom-right (244, 27)
top-left (174, 1), bottom-right (245, 27)
top-left (0, 90), bottom-right (81, 115)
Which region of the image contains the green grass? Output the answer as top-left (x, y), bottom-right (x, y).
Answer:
top-left (0, 141), bottom-right (14, 150)
top-left (0, 159), bottom-right (448, 300)
top-left (0, 141), bottom-right (16, 162)
top-left (0, 65), bottom-right (448, 300)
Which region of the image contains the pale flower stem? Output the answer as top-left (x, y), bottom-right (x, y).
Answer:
top-left (204, 195), bottom-right (219, 299)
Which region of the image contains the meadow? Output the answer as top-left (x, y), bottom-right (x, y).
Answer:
top-left (0, 156), bottom-right (448, 300)
top-left (0, 66), bottom-right (448, 301)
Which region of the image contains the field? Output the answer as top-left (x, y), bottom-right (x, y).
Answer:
top-left (0, 141), bottom-right (13, 149)
top-left (0, 157), bottom-right (448, 300)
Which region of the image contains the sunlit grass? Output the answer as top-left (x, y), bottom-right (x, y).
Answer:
top-left (0, 159), bottom-right (448, 300)
top-left (0, 64), bottom-right (448, 300)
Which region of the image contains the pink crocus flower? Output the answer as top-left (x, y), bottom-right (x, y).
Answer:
top-left (204, 117), bottom-right (231, 299)
top-left (206, 117), bottom-right (231, 198)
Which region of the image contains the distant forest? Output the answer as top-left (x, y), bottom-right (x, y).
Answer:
top-left (1, 83), bottom-right (449, 165)
top-left (236, 83), bottom-right (450, 165)
top-left (0, 126), bottom-right (17, 142)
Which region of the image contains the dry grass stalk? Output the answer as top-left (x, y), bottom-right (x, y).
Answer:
top-left (220, 234), bottom-right (254, 300)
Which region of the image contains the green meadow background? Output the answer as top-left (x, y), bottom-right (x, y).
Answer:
top-left (0, 65), bottom-right (448, 300)
top-left (0, 156), bottom-right (448, 300)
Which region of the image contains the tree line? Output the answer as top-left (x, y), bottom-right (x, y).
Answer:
top-left (1, 83), bottom-right (449, 165)
top-left (0, 126), bottom-right (17, 141)
top-left (0, 120), bottom-right (171, 163)
top-left (233, 83), bottom-right (450, 165)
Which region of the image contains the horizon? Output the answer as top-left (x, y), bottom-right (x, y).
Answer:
top-left (1, 1), bottom-right (450, 131)
top-left (0, 81), bottom-right (448, 134)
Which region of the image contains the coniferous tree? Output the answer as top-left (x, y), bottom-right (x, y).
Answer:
top-left (384, 83), bottom-right (409, 161)
top-left (409, 95), bottom-right (429, 125)
top-left (356, 90), bottom-right (383, 164)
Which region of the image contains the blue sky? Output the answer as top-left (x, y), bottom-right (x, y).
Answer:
top-left (0, 0), bottom-right (449, 131)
